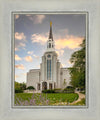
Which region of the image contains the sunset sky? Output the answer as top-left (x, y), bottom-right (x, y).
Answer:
top-left (14, 14), bottom-right (86, 83)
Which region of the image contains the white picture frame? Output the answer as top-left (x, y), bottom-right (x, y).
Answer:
top-left (0, 0), bottom-right (100, 120)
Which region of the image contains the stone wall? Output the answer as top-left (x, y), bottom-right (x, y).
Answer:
top-left (26, 69), bottom-right (40, 89)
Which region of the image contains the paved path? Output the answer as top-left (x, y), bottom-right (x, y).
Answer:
top-left (70, 92), bottom-right (85, 105)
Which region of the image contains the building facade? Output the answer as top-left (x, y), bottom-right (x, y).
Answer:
top-left (27, 22), bottom-right (71, 91)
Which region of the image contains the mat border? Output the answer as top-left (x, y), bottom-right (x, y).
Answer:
top-left (1, 0), bottom-right (100, 120)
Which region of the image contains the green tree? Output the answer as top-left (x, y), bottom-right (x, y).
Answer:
top-left (26, 86), bottom-right (35, 90)
top-left (20, 82), bottom-right (26, 90)
top-left (69, 39), bottom-right (85, 89)
top-left (15, 81), bottom-right (20, 89)
top-left (15, 81), bottom-right (26, 93)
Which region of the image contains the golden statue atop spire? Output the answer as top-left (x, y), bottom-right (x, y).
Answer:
top-left (49, 21), bottom-right (53, 40)
top-left (50, 21), bottom-right (52, 27)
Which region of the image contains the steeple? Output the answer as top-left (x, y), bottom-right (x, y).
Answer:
top-left (46, 21), bottom-right (55, 51)
top-left (49, 21), bottom-right (53, 41)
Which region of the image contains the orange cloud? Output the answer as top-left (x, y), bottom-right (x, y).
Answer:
top-left (56, 50), bottom-right (64, 56)
top-left (15, 64), bottom-right (25, 70)
top-left (15, 32), bottom-right (26, 40)
top-left (55, 36), bottom-right (84, 50)
top-left (34, 15), bottom-right (45, 24)
top-left (62, 64), bottom-right (66, 67)
top-left (24, 56), bottom-right (33, 62)
top-left (15, 15), bottom-right (19, 19)
top-left (27, 15), bottom-right (45, 24)
top-left (67, 60), bottom-right (71, 64)
top-left (56, 51), bottom-right (59, 56)
top-left (15, 47), bottom-right (19, 51)
top-left (15, 54), bottom-right (22, 61)
top-left (15, 75), bottom-right (19, 80)
top-left (31, 32), bottom-right (84, 50)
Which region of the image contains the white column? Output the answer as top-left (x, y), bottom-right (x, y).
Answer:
top-left (52, 82), bottom-right (54, 89)
top-left (47, 82), bottom-right (49, 90)
top-left (36, 83), bottom-right (38, 91)
top-left (40, 82), bottom-right (42, 91)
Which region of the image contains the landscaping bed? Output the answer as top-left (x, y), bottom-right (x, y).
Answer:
top-left (15, 93), bottom-right (79, 106)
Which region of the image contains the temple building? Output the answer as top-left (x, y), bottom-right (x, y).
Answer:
top-left (26, 22), bottom-right (71, 91)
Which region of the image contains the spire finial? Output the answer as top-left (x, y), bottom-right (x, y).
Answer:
top-left (49, 21), bottom-right (53, 40)
top-left (50, 21), bottom-right (52, 27)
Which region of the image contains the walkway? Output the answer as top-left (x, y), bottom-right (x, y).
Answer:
top-left (70, 92), bottom-right (85, 105)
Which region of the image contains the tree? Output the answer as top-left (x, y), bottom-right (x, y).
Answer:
top-left (26, 86), bottom-right (35, 90)
top-left (69, 39), bottom-right (85, 89)
top-left (15, 81), bottom-right (26, 93)
top-left (20, 82), bottom-right (26, 90)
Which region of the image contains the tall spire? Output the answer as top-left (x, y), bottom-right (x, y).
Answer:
top-left (47, 21), bottom-right (55, 51)
top-left (49, 21), bottom-right (53, 40)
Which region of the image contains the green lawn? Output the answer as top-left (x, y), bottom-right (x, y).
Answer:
top-left (72, 98), bottom-right (85, 105)
top-left (15, 93), bottom-right (79, 106)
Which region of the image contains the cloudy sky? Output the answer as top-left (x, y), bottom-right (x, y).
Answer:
top-left (14, 13), bottom-right (86, 83)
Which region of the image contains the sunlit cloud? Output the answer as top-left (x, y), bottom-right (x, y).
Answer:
top-left (27, 15), bottom-right (45, 24)
top-left (62, 64), bottom-right (66, 67)
top-left (15, 32), bottom-right (26, 41)
top-left (15, 47), bottom-right (19, 51)
top-left (15, 64), bottom-right (25, 70)
top-left (31, 33), bottom-right (47, 44)
top-left (27, 51), bottom-right (33, 55)
top-left (22, 73), bottom-right (27, 76)
top-left (15, 75), bottom-right (19, 80)
top-left (67, 60), bottom-right (71, 65)
top-left (24, 56), bottom-right (33, 62)
top-left (15, 15), bottom-right (19, 19)
top-left (15, 32), bottom-right (27, 51)
top-left (37, 65), bottom-right (40, 68)
top-left (19, 42), bottom-right (26, 47)
top-left (31, 31), bottom-right (84, 50)
top-left (55, 36), bottom-right (84, 50)
top-left (56, 50), bottom-right (64, 56)
top-left (33, 54), bottom-right (39, 59)
top-left (15, 54), bottom-right (22, 61)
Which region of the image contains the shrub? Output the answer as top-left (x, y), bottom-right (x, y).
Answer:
top-left (54, 88), bottom-right (62, 93)
top-left (63, 86), bottom-right (75, 93)
top-left (76, 86), bottom-right (85, 92)
top-left (42, 89), bottom-right (55, 93)
top-left (26, 86), bottom-right (35, 90)
top-left (15, 89), bottom-right (23, 93)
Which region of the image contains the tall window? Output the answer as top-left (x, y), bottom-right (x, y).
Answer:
top-left (47, 59), bottom-right (51, 80)
top-left (49, 43), bottom-right (51, 48)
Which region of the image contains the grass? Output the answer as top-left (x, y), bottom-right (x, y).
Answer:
top-left (15, 93), bottom-right (79, 106)
top-left (72, 98), bottom-right (85, 105)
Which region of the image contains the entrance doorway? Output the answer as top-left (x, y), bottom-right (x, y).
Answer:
top-left (49, 83), bottom-right (52, 90)
top-left (37, 83), bottom-right (40, 90)
top-left (42, 82), bottom-right (47, 90)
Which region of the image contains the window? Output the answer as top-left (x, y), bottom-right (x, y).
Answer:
top-left (47, 54), bottom-right (51, 58)
top-left (47, 59), bottom-right (51, 80)
top-left (49, 43), bottom-right (51, 48)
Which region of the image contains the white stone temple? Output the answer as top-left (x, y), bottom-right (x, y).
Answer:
top-left (26, 22), bottom-right (71, 91)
